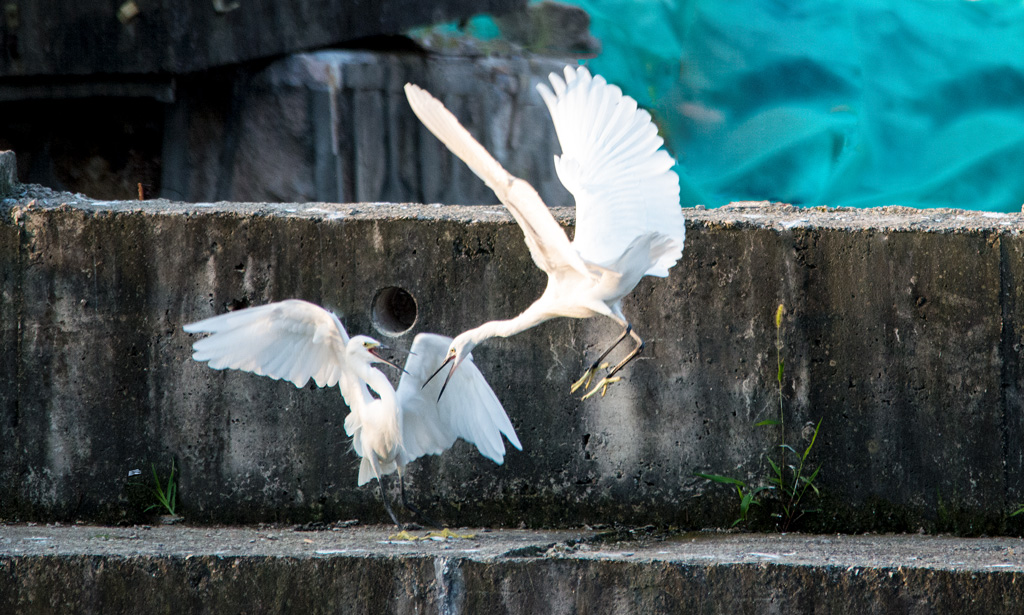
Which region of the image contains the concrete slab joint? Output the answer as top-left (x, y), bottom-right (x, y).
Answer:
top-left (2, 187), bottom-right (1024, 537)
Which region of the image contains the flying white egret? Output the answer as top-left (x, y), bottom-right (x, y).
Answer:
top-left (183, 299), bottom-right (522, 526)
top-left (405, 66), bottom-right (685, 400)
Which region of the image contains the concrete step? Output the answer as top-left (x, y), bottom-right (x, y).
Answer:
top-left (3, 524), bottom-right (1023, 614)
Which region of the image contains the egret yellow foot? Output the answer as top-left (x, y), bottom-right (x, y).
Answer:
top-left (387, 530), bottom-right (419, 541)
top-left (570, 368), bottom-right (596, 394)
top-left (570, 362), bottom-right (611, 394)
top-left (424, 528), bottom-right (476, 540)
top-left (580, 376), bottom-right (622, 400)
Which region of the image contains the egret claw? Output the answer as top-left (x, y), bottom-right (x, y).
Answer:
top-left (570, 367), bottom-right (598, 394)
top-left (580, 376), bottom-right (622, 400)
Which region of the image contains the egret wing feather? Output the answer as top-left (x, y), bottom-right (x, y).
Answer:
top-left (396, 334), bottom-right (521, 465)
top-left (184, 299), bottom-right (351, 389)
top-left (404, 83), bottom-right (595, 281)
top-left (538, 66), bottom-right (685, 276)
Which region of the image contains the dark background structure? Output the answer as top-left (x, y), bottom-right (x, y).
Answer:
top-left (0, 0), bottom-right (531, 201)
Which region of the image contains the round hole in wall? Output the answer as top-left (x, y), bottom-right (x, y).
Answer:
top-left (371, 286), bottom-right (418, 337)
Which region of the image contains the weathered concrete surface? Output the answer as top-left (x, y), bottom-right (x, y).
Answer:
top-left (3, 524), bottom-right (1024, 614)
top-left (0, 0), bottom-right (524, 78)
top-left (0, 151), bottom-right (17, 197)
top-left (169, 51), bottom-right (572, 205)
top-left (3, 187), bottom-right (1024, 533)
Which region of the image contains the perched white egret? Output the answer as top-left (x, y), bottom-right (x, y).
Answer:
top-left (183, 299), bottom-right (522, 526)
top-left (405, 66), bottom-right (685, 400)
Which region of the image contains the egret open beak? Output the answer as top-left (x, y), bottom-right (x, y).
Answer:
top-left (422, 353), bottom-right (457, 401)
top-left (367, 344), bottom-right (409, 374)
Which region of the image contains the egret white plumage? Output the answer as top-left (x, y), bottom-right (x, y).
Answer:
top-left (405, 66), bottom-right (685, 400)
top-left (183, 299), bottom-right (522, 526)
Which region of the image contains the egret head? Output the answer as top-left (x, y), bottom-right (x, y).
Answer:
top-left (349, 335), bottom-right (403, 371)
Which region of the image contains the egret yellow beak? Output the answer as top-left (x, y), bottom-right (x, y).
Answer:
top-left (367, 343), bottom-right (408, 374)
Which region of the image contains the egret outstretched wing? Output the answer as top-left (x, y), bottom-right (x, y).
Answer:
top-left (538, 66), bottom-right (685, 277)
top-left (396, 333), bottom-right (522, 465)
top-left (184, 299), bottom-right (350, 389)
top-left (404, 83), bottom-right (595, 281)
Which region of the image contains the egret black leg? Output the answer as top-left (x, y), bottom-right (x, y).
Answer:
top-left (580, 328), bottom-right (645, 400)
top-left (604, 328), bottom-right (645, 380)
top-left (591, 323), bottom-right (633, 370)
top-left (399, 471), bottom-right (442, 529)
top-left (571, 324), bottom-right (633, 393)
top-left (368, 456), bottom-right (403, 528)
top-left (378, 477), bottom-right (403, 528)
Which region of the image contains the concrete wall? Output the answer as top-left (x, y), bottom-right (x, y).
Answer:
top-left (2, 189), bottom-right (1024, 532)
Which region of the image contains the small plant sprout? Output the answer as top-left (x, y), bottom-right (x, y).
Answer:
top-left (144, 460), bottom-right (178, 517)
top-left (694, 472), bottom-right (772, 526)
top-left (764, 417), bottom-right (822, 530)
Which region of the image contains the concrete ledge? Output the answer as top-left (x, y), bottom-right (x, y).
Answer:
top-left (3, 186), bottom-right (1024, 531)
top-left (2, 525), bottom-right (1024, 613)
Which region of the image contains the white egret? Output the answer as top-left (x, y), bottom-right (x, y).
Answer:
top-left (405, 66), bottom-right (685, 400)
top-left (183, 299), bottom-right (522, 526)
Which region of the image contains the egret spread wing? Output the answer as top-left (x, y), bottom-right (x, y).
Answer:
top-left (184, 299), bottom-right (351, 389)
top-left (404, 83), bottom-right (595, 280)
top-left (538, 66), bottom-right (685, 277)
top-left (396, 333), bottom-right (522, 465)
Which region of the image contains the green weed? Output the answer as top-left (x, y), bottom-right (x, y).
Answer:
top-left (141, 460), bottom-right (178, 517)
top-left (698, 303), bottom-right (823, 530)
top-left (694, 472), bottom-right (772, 526)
